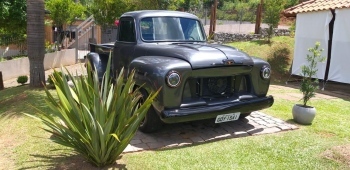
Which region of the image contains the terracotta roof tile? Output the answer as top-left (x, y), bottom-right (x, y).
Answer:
top-left (283, 0), bottom-right (350, 17)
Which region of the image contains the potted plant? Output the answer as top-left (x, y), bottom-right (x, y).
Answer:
top-left (292, 42), bottom-right (326, 125)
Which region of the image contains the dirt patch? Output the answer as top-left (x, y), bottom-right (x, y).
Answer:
top-left (322, 144), bottom-right (350, 167)
top-left (316, 131), bottom-right (336, 138)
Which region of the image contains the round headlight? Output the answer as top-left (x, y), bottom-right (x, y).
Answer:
top-left (166, 71), bottom-right (181, 88)
top-left (261, 66), bottom-right (271, 79)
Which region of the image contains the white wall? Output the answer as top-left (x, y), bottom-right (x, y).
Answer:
top-left (328, 8), bottom-right (350, 84)
top-left (44, 49), bottom-right (76, 70)
top-left (292, 11), bottom-right (332, 79)
top-left (0, 57), bottom-right (29, 80)
top-left (0, 48), bottom-right (76, 80)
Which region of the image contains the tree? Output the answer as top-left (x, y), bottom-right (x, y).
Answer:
top-left (45, 0), bottom-right (85, 47)
top-left (90, 0), bottom-right (189, 28)
top-left (0, 0), bottom-right (26, 34)
top-left (284, 0), bottom-right (298, 9)
top-left (161, 0), bottom-right (185, 10)
top-left (132, 0), bottom-right (185, 10)
top-left (263, 0), bottom-right (286, 43)
top-left (0, 0), bottom-right (27, 47)
top-left (89, 0), bottom-right (132, 28)
top-left (235, 1), bottom-right (251, 23)
top-left (27, 0), bottom-right (46, 87)
top-left (46, 0), bottom-right (85, 27)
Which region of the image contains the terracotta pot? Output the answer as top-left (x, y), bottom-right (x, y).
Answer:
top-left (292, 104), bottom-right (316, 125)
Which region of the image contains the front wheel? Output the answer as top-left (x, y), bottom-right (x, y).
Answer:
top-left (138, 89), bottom-right (163, 133)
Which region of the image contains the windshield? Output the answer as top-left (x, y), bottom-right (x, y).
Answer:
top-left (140, 17), bottom-right (206, 42)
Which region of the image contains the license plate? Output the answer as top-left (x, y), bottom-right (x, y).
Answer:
top-left (215, 112), bottom-right (240, 123)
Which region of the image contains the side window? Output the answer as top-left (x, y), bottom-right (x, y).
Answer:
top-left (118, 19), bottom-right (136, 42)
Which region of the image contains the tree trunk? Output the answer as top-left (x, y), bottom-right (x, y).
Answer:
top-left (0, 72), bottom-right (4, 90)
top-left (27, 0), bottom-right (46, 87)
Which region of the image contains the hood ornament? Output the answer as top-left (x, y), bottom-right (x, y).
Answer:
top-left (223, 59), bottom-right (235, 65)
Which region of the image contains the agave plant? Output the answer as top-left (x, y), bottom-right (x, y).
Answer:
top-left (27, 56), bottom-right (159, 167)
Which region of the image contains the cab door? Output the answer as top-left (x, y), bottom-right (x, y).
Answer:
top-left (113, 17), bottom-right (136, 76)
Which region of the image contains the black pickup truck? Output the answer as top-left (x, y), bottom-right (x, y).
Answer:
top-left (86, 10), bottom-right (274, 133)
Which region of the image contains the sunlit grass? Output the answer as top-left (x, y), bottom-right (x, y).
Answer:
top-left (228, 36), bottom-right (295, 61)
top-left (122, 87), bottom-right (350, 170)
top-left (0, 86), bottom-right (74, 169)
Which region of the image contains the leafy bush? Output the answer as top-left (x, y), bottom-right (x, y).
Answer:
top-left (267, 43), bottom-right (292, 74)
top-left (17, 75), bottom-right (28, 85)
top-left (27, 56), bottom-right (159, 167)
top-left (45, 40), bottom-right (56, 53)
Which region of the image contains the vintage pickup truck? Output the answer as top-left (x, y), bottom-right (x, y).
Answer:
top-left (86, 10), bottom-right (274, 133)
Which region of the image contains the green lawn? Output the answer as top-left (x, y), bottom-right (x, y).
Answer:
top-left (1, 37), bottom-right (350, 169)
top-left (227, 36), bottom-right (295, 61)
top-left (122, 97), bottom-right (350, 170)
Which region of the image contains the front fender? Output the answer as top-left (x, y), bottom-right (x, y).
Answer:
top-left (129, 56), bottom-right (192, 113)
top-left (86, 52), bottom-right (108, 82)
top-left (250, 57), bottom-right (271, 96)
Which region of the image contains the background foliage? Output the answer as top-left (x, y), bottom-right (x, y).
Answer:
top-left (0, 0), bottom-right (26, 44)
top-left (0, 0), bottom-right (26, 34)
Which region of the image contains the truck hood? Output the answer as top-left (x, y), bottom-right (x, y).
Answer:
top-left (144, 43), bottom-right (254, 69)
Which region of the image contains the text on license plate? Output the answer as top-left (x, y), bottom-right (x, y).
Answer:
top-left (215, 112), bottom-right (241, 123)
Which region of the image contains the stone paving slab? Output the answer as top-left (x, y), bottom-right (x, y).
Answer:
top-left (123, 111), bottom-right (298, 153)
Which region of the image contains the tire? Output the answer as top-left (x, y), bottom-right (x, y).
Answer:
top-left (138, 89), bottom-right (163, 133)
top-left (239, 112), bottom-right (252, 119)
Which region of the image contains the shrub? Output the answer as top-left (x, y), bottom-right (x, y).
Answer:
top-left (267, 43), bottom-right (292, 75)
top-left (300, 42), bottom-right (326, 106)
top-left (27, 56), bottom-right (159, 167)
top-left (45, 40), bottom-right (56, 53)
top-left (17, 75), bottom-right (28, 85)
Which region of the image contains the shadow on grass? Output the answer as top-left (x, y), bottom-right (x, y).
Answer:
top-left (0, 85), bottom-right (53, 119)
top-left (250, 39), bottom-right (271, 46)
top-left (285, 119), bottom-right (315, 127)
top-left (18, 151), bottom-right (127, 170)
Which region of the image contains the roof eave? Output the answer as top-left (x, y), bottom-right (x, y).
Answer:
top-left (283, 12), bottom-right (297, 18)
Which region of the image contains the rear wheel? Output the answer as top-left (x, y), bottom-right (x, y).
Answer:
top-left (239, 112), bottom-right (252, 119)
top-left (138, 89), bottom-right (163, 133)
